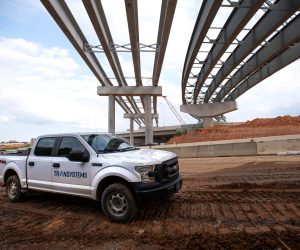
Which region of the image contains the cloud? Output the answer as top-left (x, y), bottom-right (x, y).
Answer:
top-left (0, 115), bottom-right (10, 123)
top-left (0, 38), bottom-right (115, 140)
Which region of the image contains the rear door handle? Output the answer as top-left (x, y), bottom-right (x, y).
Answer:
top-left (28, 162), bottom-right (34, 166)
top-left (52, 163), bottom-right (60, 168)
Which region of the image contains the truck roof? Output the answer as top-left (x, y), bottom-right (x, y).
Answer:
top-left (37, 132), bottom-right (112, 138)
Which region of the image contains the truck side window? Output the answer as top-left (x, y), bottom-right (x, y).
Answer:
top-left (58, 137), bottom-right (86, 157)
top-left (34, 137), bottom-right (56, 156)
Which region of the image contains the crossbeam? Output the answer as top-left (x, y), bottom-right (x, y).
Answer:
top-left (124, 113), bottom-right (159, 119)
top-left (97, 86), bottom-right (162, 96)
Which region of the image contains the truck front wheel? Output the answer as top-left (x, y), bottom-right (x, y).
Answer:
top-left (101, 183), bottom-right (137, 223)
top-left (6, 175), bottom-right (22, 202)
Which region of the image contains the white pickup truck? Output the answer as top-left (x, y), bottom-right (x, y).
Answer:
top-left (0, 133), bottom-right (182, 223)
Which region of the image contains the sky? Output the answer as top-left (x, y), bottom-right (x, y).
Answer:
top-left (0, 0), bottom-right (299, 142)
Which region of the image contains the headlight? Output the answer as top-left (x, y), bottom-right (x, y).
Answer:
top-left (135, 165), bottom-right (155, 183)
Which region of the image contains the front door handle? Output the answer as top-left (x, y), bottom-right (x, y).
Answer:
top-left (52, 163), bottom-right (60, 168)
top-left (28, 162), bottom-right (34, 166)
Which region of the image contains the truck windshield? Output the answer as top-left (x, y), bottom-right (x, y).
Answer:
top-left (81, 134), bottom-right (137, 154)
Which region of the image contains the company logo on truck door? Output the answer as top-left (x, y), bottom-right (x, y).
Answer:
top-left (54, 171), bottom-right (87, 179)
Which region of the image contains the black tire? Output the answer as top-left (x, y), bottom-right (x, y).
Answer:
top-left (101, 183), bottom-right (137, 223)
top-left (6, 175), bottom-right (22, 202)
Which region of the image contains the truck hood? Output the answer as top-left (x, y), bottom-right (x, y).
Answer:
top-left (101, 148), bottom-right (176, 165)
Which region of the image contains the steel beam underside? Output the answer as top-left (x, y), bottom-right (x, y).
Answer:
top-left (152, 0), bottom-right (177, 126)
top-left (202, 0), bottom-right (300, 103)
top-left (182, 0), bottom-right (300, 110)
top-left (192, 0), bottom-right (265, 103)
top-left (83, 0), bottom-right (143, 125)
top-left (124, 0), bottom-right (147, 121)
top-left (181, 0), bottom-right (222, 104)
top-left (41, 0), bottom-right (142, 127)
top-left (215, 14), bottom-right (300, 102)
top-left (226, 44), bottom-right (300, 101)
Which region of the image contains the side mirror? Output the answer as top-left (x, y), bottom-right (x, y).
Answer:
top-left (67, 150), bottom-right (89, 162)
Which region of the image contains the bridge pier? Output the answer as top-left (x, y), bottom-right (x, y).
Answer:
top-left (202, 117), bottom-right (214, 128)
top-left (180, 101), bottom-right (237, 128)
top-left (98, 86), bottom-right (162, 144)
top-left (129, 118), bottom-right (134, 145)
top-left (124, 113), bottom-right (159, 145)
top-left (108, 95), bottom-right (115, 134)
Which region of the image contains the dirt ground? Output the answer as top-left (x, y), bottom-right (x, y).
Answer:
top-left (1, 155), bottom-right (300, 249)
top-left (167, 115), bottom-right (300, 144)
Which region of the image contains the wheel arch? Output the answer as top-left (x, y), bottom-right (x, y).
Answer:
top-left (3, 168), bottom-right (19, 186)
top-left (96, 176), bottom-right (136, 202)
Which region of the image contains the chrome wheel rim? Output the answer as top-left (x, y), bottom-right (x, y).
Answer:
top-left (107, 192), bottom-right (127, 216)
top-left (9, 182), bottom-right (18, 197)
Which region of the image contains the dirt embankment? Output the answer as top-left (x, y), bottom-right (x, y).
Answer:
top-left (0, 143), bottom-right (30, 150)
top-left (167, 115), bottom-right (300, 144)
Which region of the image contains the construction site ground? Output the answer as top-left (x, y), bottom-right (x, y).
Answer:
top-left (1, 155), bottom-right (300, 249)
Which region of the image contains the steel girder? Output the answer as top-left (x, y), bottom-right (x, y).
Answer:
top-left (203, 0), bottom-right (300, 103)
top-left (124, 0), bottom-right (142, 86)
top-left (181, 0), bottom-right (222, 104)
top-left (216, 14), bottom-right (300, 102)
top-left (82, 0), bottom-right (143, 125)
top-left (123, 0), bottom-right (147, 125)
top-left (192, 0), bottom-right (265, 103)
top-left (40, 0), bottom-right (141, 125)
top-left (152, 0), bottom-right (177, 86)
top-left (152, 0), bottom-right (177, 126)
top-left (226, 43), bottom-right (300, 101)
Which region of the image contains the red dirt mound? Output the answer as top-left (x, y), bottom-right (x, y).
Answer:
top-left (167, 115), bottom-right (300, 144)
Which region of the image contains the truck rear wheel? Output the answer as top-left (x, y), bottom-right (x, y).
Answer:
top-left (6, 175), bottom-right (22, 202)
top-left (101, 183), bottom-right (136, 223)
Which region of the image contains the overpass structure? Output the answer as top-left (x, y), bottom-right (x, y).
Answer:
top-left (41, 0), bottom-right (300, 144)
top-left (41, 0), bottom-right (177, 144)
top-left (181, 0), bottom-right (300, 127)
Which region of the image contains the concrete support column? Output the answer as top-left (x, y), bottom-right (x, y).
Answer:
top-left (144, 95), bottom-right (153, 145)
top-left (108, 95), bottom-right (115, 134)
top-left (129, 118), bottom-right (134, 145)
top-left (203, 117), bottom-right (214, 128)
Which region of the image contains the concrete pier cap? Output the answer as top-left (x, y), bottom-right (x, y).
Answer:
top-left (180, 101), bottom-right (238, 128)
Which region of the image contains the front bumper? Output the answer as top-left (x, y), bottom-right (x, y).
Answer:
top-left (131, 176), bottom-right (183, 203)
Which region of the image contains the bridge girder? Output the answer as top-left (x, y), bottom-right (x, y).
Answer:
top-left (41, 0), bottom-right (141, 125)
top-left (216, 14), bottom-right (300, 102)
top-left (182, 0), bottom-right (300, 117)
top-left (83, 0), bottom-right (143, 125)
top-left (193, 0), bottom-right (265, 103)
top-left (203, 0), bottom-right (300, 104)
top-left (42, 0), bottom-right (177, 131)
top-left (226, 42), bottom-right (300, 101)
top-left (181, 0), bottom-right (222, 104)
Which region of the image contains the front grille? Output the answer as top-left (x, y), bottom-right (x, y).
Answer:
top-left (155, 157), bottom-right (179, 182)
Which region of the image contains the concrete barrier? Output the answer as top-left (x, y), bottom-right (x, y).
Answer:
top-left (150, 134), bottom-right (300, 158)
top-left (256, 138), bottom-right (300, 155)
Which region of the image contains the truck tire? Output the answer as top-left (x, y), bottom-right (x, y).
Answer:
top-left (101, 183), bottom-right (137, 223)
top-left (6, 175), bottom-right (22, 202)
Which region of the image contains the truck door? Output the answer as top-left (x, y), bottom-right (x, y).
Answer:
top-left (52, 136), bottom-right (91, 197)
top-left (27, 137), bottom-right (56, 191)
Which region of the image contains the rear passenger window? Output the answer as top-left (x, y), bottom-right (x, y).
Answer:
top-left (34, 137), bottom-right (56, 156)
top-left (58, 137), bottom-right (86, 157)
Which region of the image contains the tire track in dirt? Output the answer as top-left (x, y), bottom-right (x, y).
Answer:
top-left (0, 157), bottom-right (300, 249)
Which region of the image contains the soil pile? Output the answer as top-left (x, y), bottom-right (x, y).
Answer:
top-left (167, 115), bottom-right (300, 144)
top-left (0, 143), bottom-right (30, 150)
